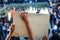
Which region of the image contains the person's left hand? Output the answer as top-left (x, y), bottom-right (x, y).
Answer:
top-left (20, 12), bottom-right (28, 22)
top-left (10, 23), bottom-right (15, 34)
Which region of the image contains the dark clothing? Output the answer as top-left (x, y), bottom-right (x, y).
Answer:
top-left (50, 14), bottom-right (55, 20)
top-left (50, 20), bottom-right (54, 28)
top-left (57, 16), bottom-right (60, 28)
top-left (1, 15), bottom-right (6, 25)
top-left (58, 16), bottom-right (60, 19)
top-left (50, 14), bottom-right (55, 28)
top-left (54, 18), bottom-right (56, 25)
top-left (0, 22), bottom-right (5, 40)
top-left (3, 30), bottom-right (9, 39)
top-left (8, 17), bottom-right (13, 26)
top-left (0, 31), bottom-right (5, 40)
top-left (11, 17), bottom-right (13, 23)
top-left (58, 24), bottom-right (60, 28)
top-left (0, 22), bottom-right (3, 30)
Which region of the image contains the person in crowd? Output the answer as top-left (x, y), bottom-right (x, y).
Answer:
top-left (0, 18), bottom-right (5, 40)
top-left (1, 13), bottom-right (6, 25)
top-left (52, 8), bottom-right (57, 25)
top-left (49, 2), bottom-right (57, 28)
top-left (3, 18), bottom-right (9, 37)
top-left (10, 8), bottom-right (15, 23)
top-left (57, 11), bottom-right (60, 28)
top-left (0, 18), bottom-right (3, 30)
top-left (8, 8), bottom-right (15, 26)
top-left (56, 4), bottom-right (60, 28)
top-left (7, 8), bottom-right (15, 27)
top-left (52, 2), bottom-right (57, 9)
top-left (8, 10), bottom-right (11, 26)
top-left (50, 9), bottom-right (55, 28)
top-left (4, 18), bottom-right (9, 29)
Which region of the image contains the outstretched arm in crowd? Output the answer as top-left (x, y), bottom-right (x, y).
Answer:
top-left (5, 23), bottom-right (15, 40)
top-left (20, 12), bottom-right (34, 40)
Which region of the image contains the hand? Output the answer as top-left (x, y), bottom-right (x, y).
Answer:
top-left (20, 12), bottom-right (28, 22)
top-left (10, 23), bottom-right (15, 33)
top-left (5, 23), bottom-right (15, 40)
top-left (20, 12), bottom-right (34, 40)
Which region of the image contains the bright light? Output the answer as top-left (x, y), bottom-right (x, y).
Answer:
top-left (40, 7), bottom-right (49, 14)
top-left (25, 7), bottom-right (37, 13)
top-left (29, 1), bottom-right (32, 3)
top-left (4, 0), bottom-right (8, 2)
top-left (53, 25), bottom-right (57, 30)
top-left (25, 7), bottom-right (49, 14)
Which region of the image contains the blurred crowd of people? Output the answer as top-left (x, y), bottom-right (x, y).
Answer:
top-left (0, 13), bottom-right (10, 40)
top-left (48, 1), bottom-right (60, 40)
top-left (0, 8), bottom-right (14, 40)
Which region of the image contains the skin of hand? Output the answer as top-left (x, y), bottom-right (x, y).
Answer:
top-left (20, 12), bottom-right (28, 22)
top-left (20, 12), bottom-right (34, 40)
top-left (10, 24), bottom-right (15, 33)
top-left (5, 23), bottom-right (15, 40)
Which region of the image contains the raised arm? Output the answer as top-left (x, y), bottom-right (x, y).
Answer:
top-left (20, 12), bottom-right (34, 40)
top-left (5, 23), bottom-right (15, 40)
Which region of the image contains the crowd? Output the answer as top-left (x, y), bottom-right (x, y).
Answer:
top-left (0, 13), bottom-right (10, 40)
top-left (48, 1), bottom-right (60, 40)
top-left (0, 8), bottom-right (14, 40)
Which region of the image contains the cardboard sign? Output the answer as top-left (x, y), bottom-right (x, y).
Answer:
top-left (12, 12), bottom-right (49, 38)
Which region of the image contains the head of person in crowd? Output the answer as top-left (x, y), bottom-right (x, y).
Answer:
top-left (56, 4), bottom-right (60, 16)
top-left (57, 3), bottom-right (60, 10)
top-left (53, 8), bottom-right (56, 13)
top-left (11, 7), bottom-right (15, 11)
top-left (57, 4), bottom-right (60, 14)
top-left (52, 8), bottom-right (57, 15)
top-left (52, 2), bottom-right (57, 6)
